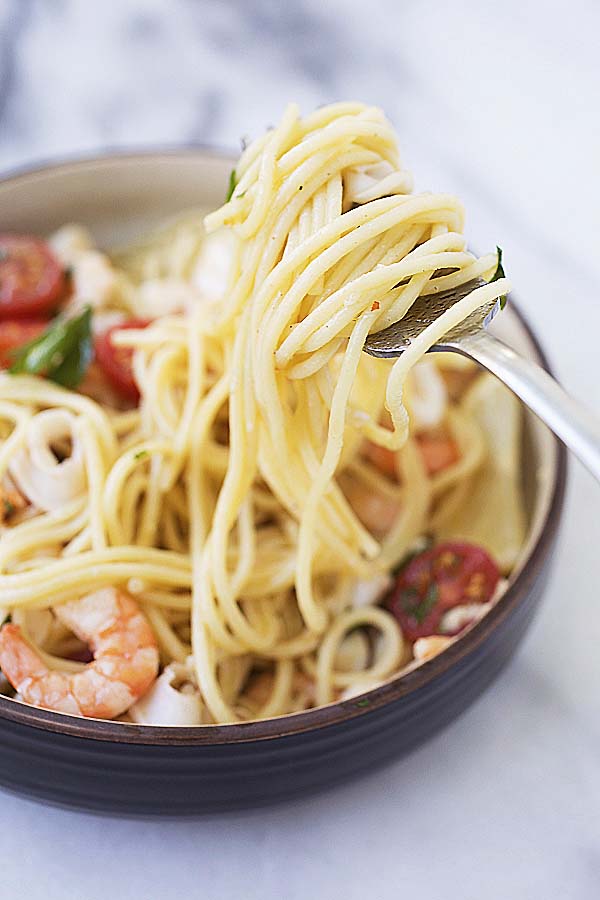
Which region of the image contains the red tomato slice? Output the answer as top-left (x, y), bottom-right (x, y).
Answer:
top-left (0, 235), bottom-right (66, 320)
top-left (0, 318), bottom-right (48, 368)
top-left (94, 319), bottom-right (150, 402)
top-left (386, 541), bottom-right (500, 642)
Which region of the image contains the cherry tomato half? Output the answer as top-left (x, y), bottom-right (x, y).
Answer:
top-left (0, 235), bottom-right (66, 320)
top-left (94, 319), bottom-right (150, 402)
top-left (0, 318), bottom-right (48, 368)
top-left (386, 541), bottom-right (500, 642)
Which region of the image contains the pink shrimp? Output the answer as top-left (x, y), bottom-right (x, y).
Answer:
top-left (0, 588), bottom-right (159, 719)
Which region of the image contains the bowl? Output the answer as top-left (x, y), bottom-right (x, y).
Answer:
top-left (0, 150), bottom-right (567, 816)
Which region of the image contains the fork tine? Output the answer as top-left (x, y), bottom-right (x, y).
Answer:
top-left (363, 277), bottom-right (490, 358)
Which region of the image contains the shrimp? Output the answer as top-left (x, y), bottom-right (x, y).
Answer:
top-left (343, 476), bottom-right (399, 537)
top-left (364, 428), bottom-right (459, 480)
top-left (415, 429), bottom-right (459, 476)
top-left (0, 588), bottom-right (159, 719)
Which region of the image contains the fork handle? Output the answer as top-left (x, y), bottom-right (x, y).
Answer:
top-left (456, 329), bottom-right (600, 482)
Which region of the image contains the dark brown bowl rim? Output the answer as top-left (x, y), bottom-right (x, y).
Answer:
top-left (0, 148), bottom-right (568, 746)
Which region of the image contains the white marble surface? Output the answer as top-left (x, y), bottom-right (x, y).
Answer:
top-left (1, 1), bottom-right (600, 897)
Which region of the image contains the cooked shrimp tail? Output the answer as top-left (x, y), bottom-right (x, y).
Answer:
top-left (0, 588), bottom-right (159, 719)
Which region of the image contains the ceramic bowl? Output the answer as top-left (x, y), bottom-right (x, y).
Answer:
top-left (0, 151), bottom-right (567, 815)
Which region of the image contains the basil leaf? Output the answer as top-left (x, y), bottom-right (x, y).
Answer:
top-left (226, 169), bottom-right (237, 202)
top-left (491, 246), bottom-right (508, 310)
top-left (9, 306), bottom-right (93, 389)
top-left (50, 308), bottom-right (94, 387)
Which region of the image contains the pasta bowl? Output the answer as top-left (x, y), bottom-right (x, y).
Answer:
top-left (0, 150), bottom-right (567, 815)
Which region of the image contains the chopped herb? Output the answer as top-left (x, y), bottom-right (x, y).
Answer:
top-left (134, 449), bottom-right (149, 461)
top-left (400, 586), bottom-right (420, 612)
top-left (412, 583), bottom-right (439, 625)
top-left (355, 698), bottom-right (370, 708)
top-left (226, 169), bottom-right (237, 202)
top-left (491, 246), bottom-right (508, 310)
top-left (298, 185), bottom-right (303, 191)
top-left (9, 306), bottom-right (93, 389)
top-left (3, 499), bottom-right (15, 519)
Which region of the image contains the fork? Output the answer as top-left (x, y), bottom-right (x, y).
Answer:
top-left (363, 278), bottom-right (600, 481)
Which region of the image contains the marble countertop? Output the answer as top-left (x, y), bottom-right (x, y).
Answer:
top-left (1, 1), bottom-right (600, 898)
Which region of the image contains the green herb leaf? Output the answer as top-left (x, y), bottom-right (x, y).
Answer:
top-left (355, 698), bottom-right (370, 708)
top-left (412, 583), bottom-right (439, 625)
top-left (400, 586), bottom-right (420, 613)
top-left (134, 449), bottom-right (149, 461)
top-left (491, 246), bottom-right (508, 310)
top-left (3, 499), bottom-right (15, 519)
top-left (9, 306), bottom-right (93, 389)
top-left (226, 169), bottom-right (237, 202)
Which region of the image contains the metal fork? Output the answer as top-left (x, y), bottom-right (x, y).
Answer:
top-left (363, 278), bottom-right (600, 481)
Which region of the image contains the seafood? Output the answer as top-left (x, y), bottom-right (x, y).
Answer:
top-left (129, 660), bottom-right (203, 725)
top-left (9, 409), bottom-right (87, 511)
top-left (0, 588), bottom-right (159, 718)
